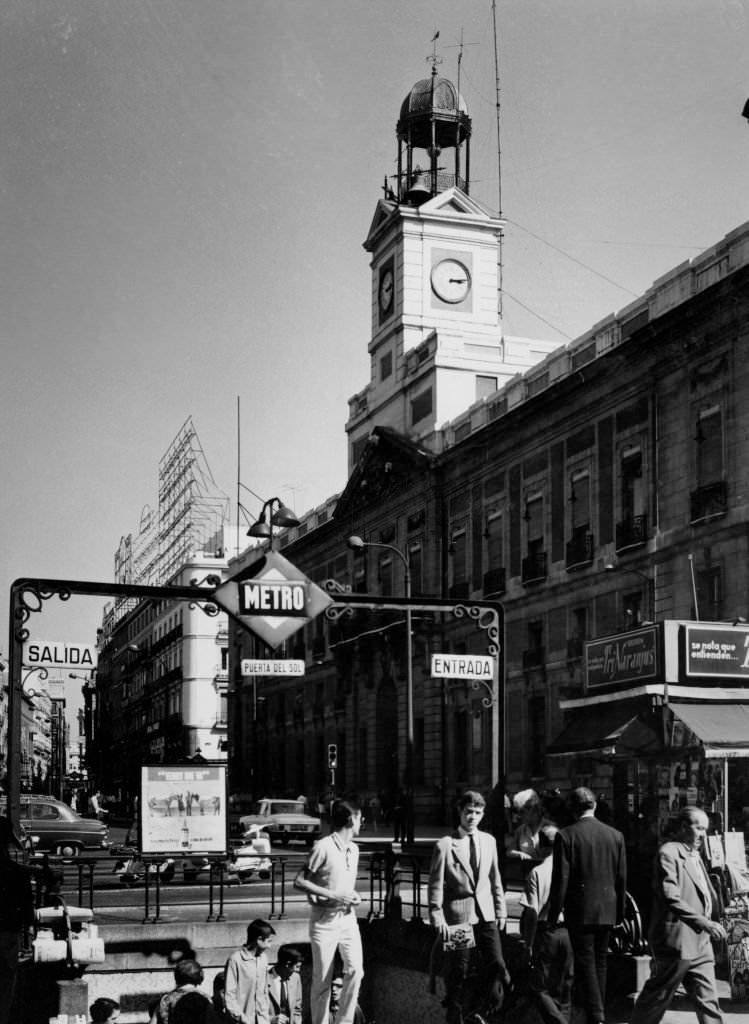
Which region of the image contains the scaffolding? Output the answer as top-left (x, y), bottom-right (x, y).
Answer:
top-left (105, 418), bottom-right (229, 631)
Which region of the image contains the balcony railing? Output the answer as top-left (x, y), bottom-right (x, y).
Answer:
top-left (565, 530), bottom-right (594, 570)
top-left (616, 514), bottom-right (648, 551)
top-left (522, 551), bottom-right (547, 583)
top-left (482, 567), bottom-right (506, 596)
top-left (690, 480), bottom-right (728, 523)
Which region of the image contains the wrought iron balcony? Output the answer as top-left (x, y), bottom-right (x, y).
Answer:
top-left (482, 567), bottom-right (506, 596)
top-left (565, 530), bottom-right (594, 570)
top-left (522, 550), bottom-right (547, 583)
top-left (615, 514), bottom-right (648, 551)
top-left (690, 480), bottom-right (728, 523)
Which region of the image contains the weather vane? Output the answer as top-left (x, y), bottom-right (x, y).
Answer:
top-left (426, 31), bottom-right (442, 74)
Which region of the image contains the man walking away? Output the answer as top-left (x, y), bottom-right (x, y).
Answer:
top-left (630, 806), bottom-right (726, 1024)
top-left (519, 825), bottom-right (573, 1024)
top-left (294, 798), bottom-right (363, 1024)
top-left (547, 787), bottom-right (626, 1024)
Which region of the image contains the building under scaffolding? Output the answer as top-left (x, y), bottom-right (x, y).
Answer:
top-left (105, 418), bottom-right (230, 633)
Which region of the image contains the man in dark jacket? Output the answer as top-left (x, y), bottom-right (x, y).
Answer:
top-left (0, 816), bottom-right (35, 1024)
top-left (547, 788), bottom-right (626, 1024)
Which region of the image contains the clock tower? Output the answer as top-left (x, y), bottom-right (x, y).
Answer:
top-left (346, 66), bottom-right (556, 471)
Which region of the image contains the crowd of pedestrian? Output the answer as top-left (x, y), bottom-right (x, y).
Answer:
top-left (0, 780), bottom-right (733, 1024)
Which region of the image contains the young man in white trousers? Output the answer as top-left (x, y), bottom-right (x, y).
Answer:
top-left (294, 799), bottom-right (363, 1024)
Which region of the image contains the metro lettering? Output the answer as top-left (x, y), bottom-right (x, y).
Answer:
top-left (239, 580), bottom-right (307, 616)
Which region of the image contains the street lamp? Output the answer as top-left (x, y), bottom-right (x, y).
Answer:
top-left (348, 534), bottom-right (415, 844)
top-left (248, 496), bottom-right (300, 549)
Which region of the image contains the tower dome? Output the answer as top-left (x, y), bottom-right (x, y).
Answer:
top-left (395, 71), bottom-right (472, 204)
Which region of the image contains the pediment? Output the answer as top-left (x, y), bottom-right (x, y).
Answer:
top-left (418, 187), bottom-right (496, 219)
top-left (363, 199), bottom-right (399, 251)
top-left (334, 426), bottom-right (434, 521)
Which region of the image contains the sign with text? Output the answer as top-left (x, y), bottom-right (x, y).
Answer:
top-left (684, 624), bottom-right (749, 681)
top-left (23, 640), bottom-right (97, 671)
top-left (212, 551), bottom-right (332, 649)
top-left (241, 659), bottom-right (305, 676)
top-left (431, 653), bottom-right (495, 680)
top-left (585, 625), bottom-right (660, 690)
top-left (140, 763), bottom-right (227, 857)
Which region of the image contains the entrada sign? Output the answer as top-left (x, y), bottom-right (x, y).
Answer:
top-left (431, 654), bottom-right (495, 680)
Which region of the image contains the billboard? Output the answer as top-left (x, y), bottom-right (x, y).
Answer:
top-left (585, 625), bottom-right (660, 690)
top-left (140, 763), bottom-right (227, 857)
top-left (684, 624), bottom-right (749, 681)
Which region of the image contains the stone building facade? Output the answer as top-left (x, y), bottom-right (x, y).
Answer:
top-left (227, 189), bottom-right (749, 826)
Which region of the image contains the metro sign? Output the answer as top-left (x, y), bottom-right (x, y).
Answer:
top-left (239, 579), bottom-right (307, 617)
top-left (211, 550), bottom-right (332, 649)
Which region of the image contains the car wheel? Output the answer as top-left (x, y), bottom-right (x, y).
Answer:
top-left (55, 843), bottom-right (80, 858)
top-left (183, 870), bottom-right (198, 882)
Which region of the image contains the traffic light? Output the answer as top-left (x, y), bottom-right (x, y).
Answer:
top-left (327, 743), bottom-right (338, 769)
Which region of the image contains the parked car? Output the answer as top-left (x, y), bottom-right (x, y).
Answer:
top-left (239, 798), bottom-right (321, 846)
top-left (18, 794), bottom-right (111, 857)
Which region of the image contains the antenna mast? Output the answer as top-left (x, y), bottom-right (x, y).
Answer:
top-left (492, 0), bottom-right (504, 321)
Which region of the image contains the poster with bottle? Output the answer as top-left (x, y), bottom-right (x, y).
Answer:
top-left (140, 763), bottom-right (228, 856)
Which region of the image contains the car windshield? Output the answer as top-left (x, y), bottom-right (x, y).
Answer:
top-left (259, 801), bottom-right (305, 815)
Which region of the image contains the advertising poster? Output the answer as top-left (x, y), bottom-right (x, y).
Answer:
top-left (141, 763), bottom-right (227, 856)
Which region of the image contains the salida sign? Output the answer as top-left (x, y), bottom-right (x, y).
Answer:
top-left (24, 641), bottom-right (97, 671)
top-left (212, 551), bottom-right (332, 649)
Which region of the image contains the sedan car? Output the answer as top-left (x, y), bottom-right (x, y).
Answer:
top-left (239, 798), bottom-right (321, 846)
top-left (20, 794), bottom-right (111, 857)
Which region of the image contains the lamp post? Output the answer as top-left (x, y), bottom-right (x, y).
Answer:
top-left (247, 495), bottom-right (300, 550)
top-left (348, 534), bottom-right (415, 844)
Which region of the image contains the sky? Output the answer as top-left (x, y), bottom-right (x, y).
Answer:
top-left (1, 0), bottom-right (748, 696)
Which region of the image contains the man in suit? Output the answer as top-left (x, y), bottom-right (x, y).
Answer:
top-left (268, 946), bottom-right (304, 1024)
top-left (428, 789), bottom-right (510, 1024)
top-left (547, 787), bottom-right (626, 1024)
top-left (630, 806), bottom-right (726, 1024)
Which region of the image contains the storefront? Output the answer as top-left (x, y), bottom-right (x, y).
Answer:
top-left (548, 620), bottom-right (749, 914)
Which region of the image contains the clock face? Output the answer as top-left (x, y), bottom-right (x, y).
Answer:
top-left (430, 258), bottom-right (471, 304)
top-left (379, 268), bottom-right (394, 315)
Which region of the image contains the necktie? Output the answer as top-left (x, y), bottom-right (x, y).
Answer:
top-left (470, 834), bottom-right (479, 880)
top-left (281, 980), bottom-right (289, 1015)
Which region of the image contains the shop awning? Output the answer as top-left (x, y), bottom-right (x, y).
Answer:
top-left (670, 703), bottom-right (749, 758)
top-left (547, 699), bottom-right (662, 758)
